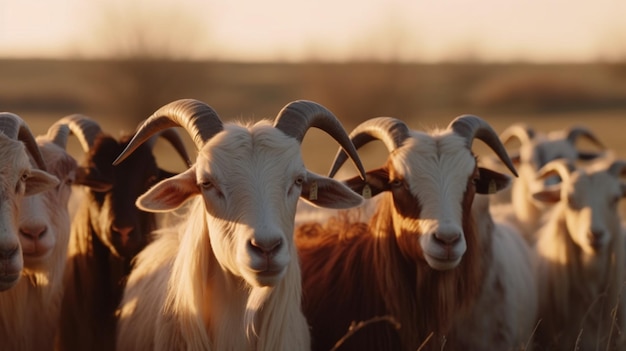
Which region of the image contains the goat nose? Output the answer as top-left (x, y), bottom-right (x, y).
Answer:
top-left (20, 224), bottom-right (48, 241)
top-left (249, 238), bottom-right (283, 256)
top-left (112, 225), bottom-right (135, 246)
top-left (434, 231), bottom-right (462, 245)
top-left (0, 245), bottom-right (19, 259)
top-left (112, 225), bottom-right (134, 237)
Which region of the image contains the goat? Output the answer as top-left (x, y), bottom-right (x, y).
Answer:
top-left (531, 158), bottom-right (626, 350)
top-left (58, 114), bottom-right (191, 351)
top-left (491, 124), bottom-right (604, 243)
top-left (0, 113), bottom-right (59, 292)
top-left (0, 118), bottom-right (77, 350)
top-left (115, 99), bottom-right (365, 351)
top-left (297, 115), bottom-right (537, 351)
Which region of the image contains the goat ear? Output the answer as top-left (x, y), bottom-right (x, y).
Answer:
top-left (24, 169), bottom-right (60, 196)
top-left (532, 187), bottom-right (561, 203)
top-left (476, 167), bottom-right (511, 194)
top-left (74, 166), bottom-right (113, 192)
top-left (342, 167), bottom-right (390, 199)
top-left (136, 167), bottom-right (199, 213)
top-left (300, 171), bottom-right (363, 209)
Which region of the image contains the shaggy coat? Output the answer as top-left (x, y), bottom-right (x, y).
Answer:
top-left (59, 122), bottom-right (188, 351)
top-left (0, 140), bottom-right (75, 350)
top-left (532, 158), bottom-right (626, 351)
top-left (0, 116), bottom-right (59, 292)
top-left (298, 116), bottom-right (537, 351)
top-left (116, 99), bottom-right (365, 351)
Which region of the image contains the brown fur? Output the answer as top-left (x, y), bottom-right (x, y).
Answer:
top-left (298, 181), bottom-right (487, 351)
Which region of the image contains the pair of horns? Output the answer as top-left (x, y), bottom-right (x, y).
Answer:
top-left (329, 115), bottom-right (518, 177)
top-left (500, 123), bottom-right (604, 149)
top-left (0, 113), bottom-right (48, 171)
top-left (538, 159), bottom-right (626, 183)
top-left (48, 114), bottom-right (191, 167)
top-left (113, 99), bottom-right (366, 180)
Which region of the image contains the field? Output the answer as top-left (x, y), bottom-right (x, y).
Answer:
top-left (2, 59), bottom-right (626, 175)
top-left (3, 59), bottom-right (626, 222)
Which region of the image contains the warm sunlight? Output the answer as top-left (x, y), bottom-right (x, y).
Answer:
top-left (1, 0), bottom-right (625, 62)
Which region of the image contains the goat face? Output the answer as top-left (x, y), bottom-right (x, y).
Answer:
top-left (534, 160), bottom-right (626, 255)
top-left (136, 124), bottom-right (362, 287)
top-left (0, 139), bottom-right (59, 290)
top-left (353, 132), bottom-right (510, 271)
top-left (19, 142), bottom-right (77, 268)
top-left (338, 116), bottom-right (515, 272)
top-left (78, 136), bottom-right (163, 259)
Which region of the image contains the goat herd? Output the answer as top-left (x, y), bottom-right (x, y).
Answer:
top-left (0, 99), bottom-right (623, 351)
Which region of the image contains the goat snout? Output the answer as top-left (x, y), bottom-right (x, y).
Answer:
top-left (20, 224), bottom-right (48, 241)
top-left (434, 231), bottom-right (462, 245)
top-left (249, 237), bottom-right (283, 257)
top-left (0, 245), bottom-right (19, 260)
top-left (111, 225), bottom-right (135, 244)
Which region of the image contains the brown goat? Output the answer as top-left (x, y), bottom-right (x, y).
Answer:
top-left (57, 115), bottom-right (190, 351)
top-left (297, 116), bottom-right (537, 351)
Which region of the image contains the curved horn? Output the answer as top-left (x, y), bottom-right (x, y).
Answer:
top-left (499, 123), bottom-right (535, 146)
top-left (144, 128), bottom-right (192, 168)
top-left (0, 112), bottom-right (48, 170)
top-left (566, 126), bottom-right (605, 149)
top-left (273, 100), bottom-right (366, 180)
top-left (537, 159), bottom-right (574, 182)
top-left (113, 99), bottom-right (223, 166)
top-left (449, 115), bottom-right (518, 177)
top-left (54, 114), bottom-right (104, 153)
top-left (45, 121), bottom-right (71, 149)
top-left (608, 160), bottom-right (626, 178)
top-left (328, 117), bottom-right (410, 178)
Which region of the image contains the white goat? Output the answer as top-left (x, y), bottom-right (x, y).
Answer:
top-left (0, 113), bottom-right (59, 292)
top-left (491, 124), bottom-right (604, 243)
top-left (0, 118), bottom-right (77, 350)
top-left (298, 116), bottom-right (537, 351)
top-left (532, 157), bottom-right (626, 351)
top-left (115, 99), bottom-right (365, 351)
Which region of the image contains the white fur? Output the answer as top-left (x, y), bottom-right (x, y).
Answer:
top-left (449, 195), bottom-right (538, 350)
top-left (533, 157), bottom-right (626, 350)
top-left (117, 121), bottom-right (362, 351)
top-left (494, 127), bottom-right (604, 243)
top-left (396, 129), bottom-right (537, 349)
top-left (0, 135), bottom-right (75, 350)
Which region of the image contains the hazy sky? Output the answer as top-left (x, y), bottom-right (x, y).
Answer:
top-left (1, 0), bottom-right (625, 62)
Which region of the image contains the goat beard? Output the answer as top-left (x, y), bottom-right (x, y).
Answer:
top-left (244, 286), bottom-right (274, 344)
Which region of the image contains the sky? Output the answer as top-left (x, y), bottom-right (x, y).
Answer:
top-left (1, 0), bottom-right (625, 62)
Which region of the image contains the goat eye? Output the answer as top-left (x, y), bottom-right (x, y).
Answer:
top-left (65, 177), bottom-right (74, 186)
top-left (294, 176), bottom-right (304, 186)
top-left (199, 180), bottom-right (212, 189)
top-left (390, 179), bottom-right (403, 188)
